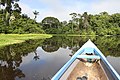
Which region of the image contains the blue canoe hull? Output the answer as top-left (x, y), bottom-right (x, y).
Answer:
top-left (52, 39), bottom-right (120, 80)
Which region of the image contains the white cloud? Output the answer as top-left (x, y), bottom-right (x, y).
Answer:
top-left (19, 0), bottom-right (120, 22)
top-left (19, 2), bottom-right (35, 19)
top-left (37, 0), bottom-right (72, 21)
top-left (90, 0), bottom-right (120, 14)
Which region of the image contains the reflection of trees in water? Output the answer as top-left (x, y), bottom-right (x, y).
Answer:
top-left (0, 62), bottom-right (25, 80)
top-left (0, 39), bottom-right (45, 80)
top-left (0, 36), bottom-right (119, 80)
top-left (42, 36), bottom-right (120, 57)
top-left (94, 36), bottom-right (120, 57)
top-left (42, 37), bottom-right (60, 52)
top-left (33, 50), bottom-right (40, 61)
top-left (41, 36), bottom-right (94, 54)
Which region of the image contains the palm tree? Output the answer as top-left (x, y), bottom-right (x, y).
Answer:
top-left (33, 10), bottom-right (39, 20)
top-left (33, 51), bottom-right (39, 61)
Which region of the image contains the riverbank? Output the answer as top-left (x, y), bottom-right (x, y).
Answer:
top-left (0, 34), bottom-right (52, 47)
top-left (0, 34), bottom-right (119, 47)
top-left (51, 34), bottom-right (120, 36)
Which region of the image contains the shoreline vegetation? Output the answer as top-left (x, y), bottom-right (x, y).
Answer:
top-left (0, 2), bottom-right (120, 36)
top-left (0, 12), bottom-right (120, 35)
top-left (0, 0), bottom-right (120, 47)
top-left (0, 34), bottom-right (119, 47)
top-left (52, 34), bottom-right (120, 36)
top-left (0, 34), bottom-right (52, 47)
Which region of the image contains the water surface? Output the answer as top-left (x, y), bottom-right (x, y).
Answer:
top-left (0, 36), bottom-right (120, 80)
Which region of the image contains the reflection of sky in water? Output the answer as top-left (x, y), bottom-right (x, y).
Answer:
top-left (18, 47), bottom-right (71, 80)
top-left (107, 56), bottom-right (120, 75)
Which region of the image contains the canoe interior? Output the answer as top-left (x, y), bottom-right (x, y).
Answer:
top-left (60, 59), bottom-right (108, 80)
top-left (100, 60), bottom-right (117, 80)
top-left (52, 40), bottom-right (120, 80)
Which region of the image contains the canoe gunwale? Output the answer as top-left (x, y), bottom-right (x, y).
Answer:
top-left (51, 49), bottom-right (84, 80)
top-left (94, 49), bottom-right (120, 80)
top-left (59, 59), bottom-right (80, 80)
top-left (52, 39), bottom-right (120, 80)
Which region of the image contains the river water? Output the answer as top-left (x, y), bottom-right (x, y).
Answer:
top-left (0, 36), bottom-right (120, 80)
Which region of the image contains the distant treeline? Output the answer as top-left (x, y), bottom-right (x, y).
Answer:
top-left (41, 12), bottom-right (120, 35)
top-left (0, 0), bottom-right (120, 35)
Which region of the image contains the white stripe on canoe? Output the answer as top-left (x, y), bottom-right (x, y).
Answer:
top-left (77, 55), bottom-right (100, 59)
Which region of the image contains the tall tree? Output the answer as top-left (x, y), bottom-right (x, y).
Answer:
top-left (33, 10), bottom-right (39, 21)
top-left (0, 0), bottom-right (20, 25)
top-left (10, 3), bottom-right (21, 21)
top-left (41, 17), bottom-right (60, 33)
top-left (82, 12), bottom-right (89, 29)
top-left (69, 13), bottom-right (77, 33)
top-left (69, 13), bottom-right (82, 32)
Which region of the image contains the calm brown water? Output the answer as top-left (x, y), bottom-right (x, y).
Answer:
top-left (0, 36), bottom-right (120, 80)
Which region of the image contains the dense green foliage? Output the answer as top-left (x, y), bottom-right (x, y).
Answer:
top-left (0, 1), bottom-right (120, 35)
top-left (41, 12), bottom-right (120, 35)
top-left (0, 13), bottom-right (45, 33)
top-left (0, 0), bottom-right (44, 34)
top-left (0, 0), bottom-right (21, 25)
top-left (40, 12), bottom-right (120, 35)
top-left (41, 17), bottom-right (60, 33)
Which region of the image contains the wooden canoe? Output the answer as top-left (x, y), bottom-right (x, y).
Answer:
top-left (52, 39), bottom-right (120, 80)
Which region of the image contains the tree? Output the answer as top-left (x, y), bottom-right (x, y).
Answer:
top-left (12, 3), bottom-right (21, 18)
top-left (21, 14), bottom-right (29, 19)
top-left (41, 17), bottom-right (60, 33)
top-left (69, 13), bottom-right (77, 33)
top-left (82, 12), bottom-right (89, 29)
top-left (10, 17), bottom-right (44, 34)
top-left (0, 0), bottom-right (20, 25)
top-left (69, 13), bottom-right (82, 33)
top-left (33, 10), bottom-right (39, 21)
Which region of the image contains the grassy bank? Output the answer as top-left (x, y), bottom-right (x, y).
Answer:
top-left (0, 34), bottom-right (52, 47)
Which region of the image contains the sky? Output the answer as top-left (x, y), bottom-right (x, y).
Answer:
top-left (18, 0), bottom-right (120, 22)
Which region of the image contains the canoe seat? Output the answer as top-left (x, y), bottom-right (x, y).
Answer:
top-left (77, 55), bottom-right (100, 59)
top-left (83, 47), bottom-right (94, 55)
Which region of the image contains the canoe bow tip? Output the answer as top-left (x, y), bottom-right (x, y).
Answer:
top-left (88, 39), bottom-right (91, 41)
top-left (88, 39), bottom-right (92, 43)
